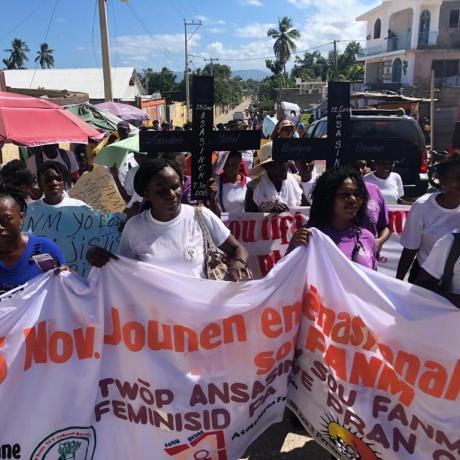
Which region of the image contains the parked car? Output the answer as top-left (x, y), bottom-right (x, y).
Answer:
top-left (306, 110), bottom-right (429, 197)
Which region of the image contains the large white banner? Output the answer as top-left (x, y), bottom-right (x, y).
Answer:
top-left (0, 229), bottom-right (457, 460)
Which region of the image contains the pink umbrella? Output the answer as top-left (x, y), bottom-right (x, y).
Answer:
top-left (0, 91), bottom-right (104, 147)
top-left (95, 101), bottom-right (150, 122)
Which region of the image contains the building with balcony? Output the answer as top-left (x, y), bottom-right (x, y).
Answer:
top-left (357, 0), bottom-right (460, 91)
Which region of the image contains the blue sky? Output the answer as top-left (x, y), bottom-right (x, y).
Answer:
top-left (1, 0), bottom-right (379, 72)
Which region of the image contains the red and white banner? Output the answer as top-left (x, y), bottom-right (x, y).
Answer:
top-left (222, 205), bottom-right (411, 279)
top-left (0, 229), bottom-right (457, 459)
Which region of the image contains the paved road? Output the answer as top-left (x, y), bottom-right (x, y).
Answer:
top-left (239, 413), bottom-right (332, 460)
top-left (215, 98), bottom-right (252, 125)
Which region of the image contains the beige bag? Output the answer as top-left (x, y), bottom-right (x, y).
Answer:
top-left (195, 206), bottom-right (231, 280)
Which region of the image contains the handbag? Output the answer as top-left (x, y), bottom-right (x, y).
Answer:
top-left (195, 205), bottom-right (231, 280)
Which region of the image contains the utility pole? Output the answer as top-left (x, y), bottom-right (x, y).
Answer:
top-left (184, 19), bottom-right (202, 122)
top-left (333, 40), bottom-right (338, 81)
top-left (98, 0), bottom-right (113, 101)
top-left (204, 57), bottom-right (219, 76)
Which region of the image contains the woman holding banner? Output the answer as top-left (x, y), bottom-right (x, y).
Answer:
top-left (397, 154), bottom-right (460, 282)
top-left (0, 184), bottom-right (65, 294)
top-left (86, 158), bottom-right (251, 281)
top-left (289, 166), bottom-right (377, 270)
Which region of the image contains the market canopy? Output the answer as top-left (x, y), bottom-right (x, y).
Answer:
top-left (95, 101), bottom-right (150, 122)
top-left (66, 103), bottom-right (139, 133)
top-left (95, 134), bottom-right (140, 170)
top-left (0, 91), bottom-right (104, 147)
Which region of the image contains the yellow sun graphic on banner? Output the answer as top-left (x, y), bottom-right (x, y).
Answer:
top-left (321, 415), bottom-right (381, 460)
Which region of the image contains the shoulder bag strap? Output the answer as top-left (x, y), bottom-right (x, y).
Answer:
top-left (194, 205), bottom-right (217, 251)
top-left (440, 233), bottom-right (460, 292)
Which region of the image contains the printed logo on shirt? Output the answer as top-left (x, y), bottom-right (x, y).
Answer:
top-left (184, 247), bottom-right (199, 264)
top-left (30, 426), bottom-right (96, 460)
top-left (367, 199), bottom-right (379, 215)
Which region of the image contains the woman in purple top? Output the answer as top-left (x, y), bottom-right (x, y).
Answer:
top-left (289, 166), bottom-right (377, 270)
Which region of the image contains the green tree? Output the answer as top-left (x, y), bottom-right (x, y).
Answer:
top-left (143, 67), bottom-right (178, 96)
top-left (198, 63), bottom-right (244, 106)
top-left (35, 43), bottom-right (54, 69)
top-left (291, 51), bottom-right (329, 81)
top-left (267, 17), bottom-right (300, 85)
top-left (3, 38), bottom-right (29, 69)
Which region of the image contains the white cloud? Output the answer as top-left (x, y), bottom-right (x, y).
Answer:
top-left (115, 33), bottom-right (201, 68)
top-left (234, 22), bottom-right (275, 38)
top-left (209, 27), bottom-right (225, 34)
top-left (76, 46), bottom-right (85, 51)
top-left (194, 15), bottom-right (226, 25)
top-left (240, 0), bottom-right (264, 6)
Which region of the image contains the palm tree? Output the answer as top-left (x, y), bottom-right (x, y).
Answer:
top-left (267, 17), bottom-right (300, 86)
top-left (3, 38), bottom-right (29, 69)
top-left (35, 43), bottom-right (55, 69)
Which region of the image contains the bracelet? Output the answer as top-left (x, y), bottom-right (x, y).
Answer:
top-left (233, 258), bottom-right (248, 267)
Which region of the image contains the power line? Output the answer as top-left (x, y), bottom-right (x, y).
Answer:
top-left (189, 41), bottom-right (334, 62)
top-left (30, 0), bottom-right (58, 88)
top-left (0, 0), bottom-right (50, 42)
top-left (124, 2), bottom-right (183, 70)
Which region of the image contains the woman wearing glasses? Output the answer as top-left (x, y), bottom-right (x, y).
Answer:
top-left (288, 166), bottom-right (377, 270)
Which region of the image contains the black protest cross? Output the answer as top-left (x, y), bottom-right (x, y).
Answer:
top-left (140, 75), bottom-right (261, 200)
top-left (272, 81), bottom-right (402, 168)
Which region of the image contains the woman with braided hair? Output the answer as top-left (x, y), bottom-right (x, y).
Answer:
top-left (87, 158), bottom-right (251, 281)
top-left (0, 183), bottom-right (64, 294)
top-left (288, 166), bottom-right (378, 270)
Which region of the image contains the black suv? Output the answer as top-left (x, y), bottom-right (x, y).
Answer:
top-left (306, 111), bottom-right (429, 197)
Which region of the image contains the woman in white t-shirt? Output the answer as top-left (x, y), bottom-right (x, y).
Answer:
top-left (33, 161), bottom-right (91, 209)
top-left (397, 154), bottom-right (460, 282)
top-left (415, 231), bottom-right (460, 308)
top-left (364, 160), bottom-right (404, 204)
top-left (87, 158), bottom-right (251, 281)
top-left (214, 150), bottom-right (250, 214)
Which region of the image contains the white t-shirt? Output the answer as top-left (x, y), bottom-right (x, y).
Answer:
top-left (423, 231), bottom-right (460, 295)
top-left (364, 171), bottom-right (404, 205)
top-left (401, 193), bottom-right (460, 265)
top-left (299, 169), bottom-right (317, 203)
top-left (26, 150), bottom-right (80, 176)
top-left (119, 204), bottom-right (231, 278)
top-left (123, 165), bottom-right (143, 208)
top-left (216, 177), bottom-right (251, 214)
top-left (33, 195), bottom-right (91, 209)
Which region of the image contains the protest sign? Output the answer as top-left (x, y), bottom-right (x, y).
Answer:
top-left (23, 204), bottom-right (125, 277)
top-left (69, 164), bottom-right (126, 213)
top-left (0, 230), bottom-right (457, 460)
top-left (221, 205), bottom-right (410, 279)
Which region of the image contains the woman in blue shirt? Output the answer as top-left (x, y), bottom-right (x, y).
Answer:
top-left (0, 184), bottom-right (64, 294)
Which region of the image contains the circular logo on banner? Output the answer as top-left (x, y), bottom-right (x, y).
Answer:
top-left (30, 426), bottom-right (96, 460)
top-left (321, 415), bottom-right (380, 460)
top-left (184, 247), bottom-right (198, 264)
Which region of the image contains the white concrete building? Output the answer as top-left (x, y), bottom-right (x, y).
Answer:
top-left (3, 67), bottom-right (145, 103)
top-left (357, 0), bottom-right (460, 90)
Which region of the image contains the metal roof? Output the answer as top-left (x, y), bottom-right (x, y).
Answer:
top-left (3, 67), bottom-right (142, 101)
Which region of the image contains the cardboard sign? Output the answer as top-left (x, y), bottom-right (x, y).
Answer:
top-left (23, 203), bottom-right (125, 277)
top-left (69, 164), bottom-right (126, 213)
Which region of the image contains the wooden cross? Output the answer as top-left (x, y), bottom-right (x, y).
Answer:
top-left (272, 81), bottom-right (403, 167)
top-left (139, 75), bottom-right (261, 199)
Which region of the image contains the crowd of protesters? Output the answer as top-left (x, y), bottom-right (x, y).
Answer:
top-left (0, 115), bottom-right (459, 309)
